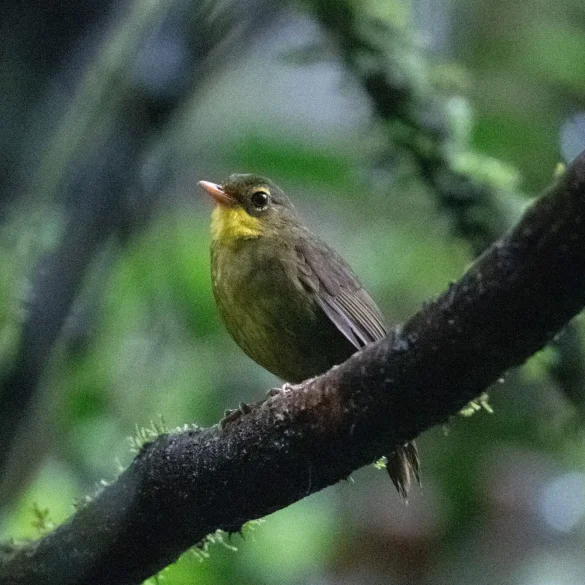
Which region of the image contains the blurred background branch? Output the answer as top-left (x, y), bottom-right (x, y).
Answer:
top-left (0, 0), bottom-right (286, 508)
top-left (311, 0), bottom-right (516, 252)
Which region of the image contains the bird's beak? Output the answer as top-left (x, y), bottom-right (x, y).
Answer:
top-left (198, 180), bottom-right (236, 206)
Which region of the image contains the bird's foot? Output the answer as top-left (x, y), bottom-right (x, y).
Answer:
top-left (219, 402), bottom-right (252, 429)
top-left (266, 382), bottom-right (299, 398)
top-left (220, 383), bottom-right (301, 429)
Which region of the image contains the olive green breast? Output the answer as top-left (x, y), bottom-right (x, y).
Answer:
top-left (211, 237), bottom-right (356, 382)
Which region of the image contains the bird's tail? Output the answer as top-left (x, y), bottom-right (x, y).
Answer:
top-left (386, 441), bottom-right (420, 499)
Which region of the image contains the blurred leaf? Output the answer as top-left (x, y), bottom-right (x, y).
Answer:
top-left (226, 135), bottom-right (359, 192)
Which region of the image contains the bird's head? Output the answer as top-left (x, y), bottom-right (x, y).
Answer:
top-left (198, 174), bottom-right (298, 245)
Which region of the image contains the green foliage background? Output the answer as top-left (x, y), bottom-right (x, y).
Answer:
top-left (2, 0), bottom-right (585, 583)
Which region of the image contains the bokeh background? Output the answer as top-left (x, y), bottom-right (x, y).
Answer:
top-left (2, 0), bottom-right (585, 583)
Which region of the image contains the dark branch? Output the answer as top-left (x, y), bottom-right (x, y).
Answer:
top-left (0, 0), bottom-right (288, 507)
top-left (313, 0), bottom-right (514, 251)
top-left (0, 112), bottom-right (144, 505)
top-left (311, 0), bottom-right (513, 253)
top-left (3, 152), bottom-right (585, 584)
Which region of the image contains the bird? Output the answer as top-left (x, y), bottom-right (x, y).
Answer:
top-left (198, 173), bottom-right (419, 497)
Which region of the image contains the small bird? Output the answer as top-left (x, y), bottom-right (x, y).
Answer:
top-left (199, 174), bottom-right (419, 497)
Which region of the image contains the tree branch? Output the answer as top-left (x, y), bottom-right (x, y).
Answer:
top-left (311, 0), bottom-right (514, 253)
top-left (3, 151), bottom-right (585, 584)
top-left (0, 0), bottom-right (288, 507)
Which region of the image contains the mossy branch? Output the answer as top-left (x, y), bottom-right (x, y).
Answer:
top-left (311, 0), bottom-right (517, 252)
top-left (3, 148), bottom-right (585, 583)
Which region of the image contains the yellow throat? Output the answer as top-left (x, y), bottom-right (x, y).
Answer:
top-left (211, 205), bottom-right (263, 245)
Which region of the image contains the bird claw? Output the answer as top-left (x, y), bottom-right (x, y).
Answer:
top-left (221, 384), bottom-right (299, 429)
top-left (219, 402), bottom-right (252, 429)
top-left (266, 382), bottom-right (297, 398)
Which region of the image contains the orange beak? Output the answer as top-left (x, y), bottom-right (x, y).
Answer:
top-left (198, 180), bottom-right (236, 206)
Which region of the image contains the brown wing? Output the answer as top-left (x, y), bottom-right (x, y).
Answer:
top-left (295, 234), bottom-right (388, 349)
top-left (296, 232), bottom-right (419, 499)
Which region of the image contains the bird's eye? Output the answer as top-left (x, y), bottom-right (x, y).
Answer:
top-left (251, 190), bottom-right (269, 210)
